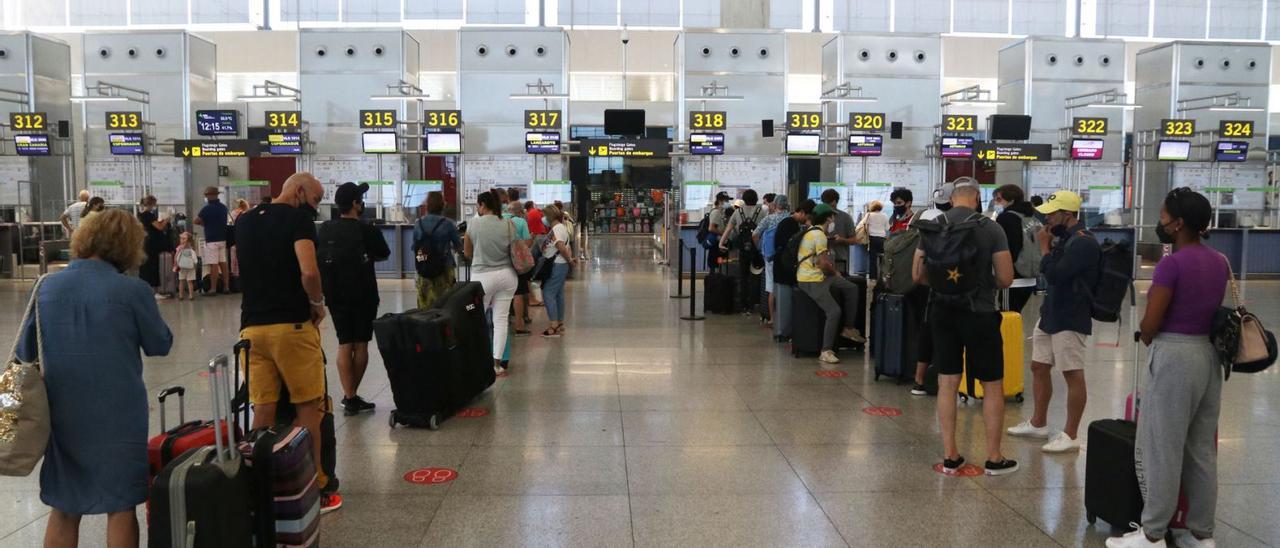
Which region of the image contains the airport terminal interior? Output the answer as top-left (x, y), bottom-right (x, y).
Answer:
top-left (3, 0), bottom-right (1280, 547)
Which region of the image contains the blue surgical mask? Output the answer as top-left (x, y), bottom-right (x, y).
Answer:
top-left (992, 205), bottom-right (1005, 216)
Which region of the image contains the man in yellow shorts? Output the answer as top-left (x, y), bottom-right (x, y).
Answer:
top-left (234, 171), bottom-right (342, 513)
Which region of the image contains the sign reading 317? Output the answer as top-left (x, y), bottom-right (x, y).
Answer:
top-left (525, 110), bottom-right (562, 129)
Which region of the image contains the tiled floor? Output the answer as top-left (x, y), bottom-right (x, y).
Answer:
top-left (1, 236), bottom-right (1278, 547)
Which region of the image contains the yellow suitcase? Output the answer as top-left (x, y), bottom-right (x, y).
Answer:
top-left (959, 310), bottom-right (1025, 402)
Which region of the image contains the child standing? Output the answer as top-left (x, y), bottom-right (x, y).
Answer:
top-left (174, 232), bottom-right (199, 300)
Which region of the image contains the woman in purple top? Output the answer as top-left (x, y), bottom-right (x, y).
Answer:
top-left (1109, 188), bottom-right (1229, 548)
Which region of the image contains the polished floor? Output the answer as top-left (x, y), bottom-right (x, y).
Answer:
top-left (2, 236), bottom-right (1279, 547)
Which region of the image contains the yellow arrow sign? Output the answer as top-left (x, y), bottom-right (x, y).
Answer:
top-left (181, 148), bottom-right (190, 157)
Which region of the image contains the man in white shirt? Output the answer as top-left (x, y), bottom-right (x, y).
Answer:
top-left (60, 190), bottom-right (91, 237)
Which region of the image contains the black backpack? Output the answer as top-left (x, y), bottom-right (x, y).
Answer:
top-left (735, 208), bottom-right (762, 252)
top-left (317, 220), bottom-right (367, 305)
top-left (695, 215), bottom-right (714, 250)
top-left (915, 213), bottom-right (987, 309)
top-left (414, 217), bottom-right (448, 279)
top-left (775, 226), bottom-right (821, 285)
top-left (1082, 236), bottom-right (1134, 322)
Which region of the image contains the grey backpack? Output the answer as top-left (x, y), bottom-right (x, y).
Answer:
top-left (1010, 211), bottom-right (1043, 279)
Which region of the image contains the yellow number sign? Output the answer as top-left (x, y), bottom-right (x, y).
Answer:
top-left (10, 112), bottom-right (47, 131)
top-left (849, 113), bottom-right (885, 131)
top-left (689, 111), bottom-right (727, 130)
top-left (1219, 120), bottom-right (1253, 138)
top-left (943, 114), bottom-right (976, 132)
top-left (1073, 117), bottom-right (1107, 135)
top-left (787, 111), bottom-right (822, 130)
top-left (1161, 119), bottom-right (1196, 137)
top-left (425, 110), bottom-right (462, 128)
top-left (525, 110), bottom-right (562, 129)
top-left (360, 110), bottom-right (396, 129)
top-left (105, 111), bottom-right (142, 130)
top-left (266, 111), bottom-right (300, 129)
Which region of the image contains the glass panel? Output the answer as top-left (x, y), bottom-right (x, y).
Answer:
top-left (20, 1), bottom-right (68, 27)
top-left (683, 0), bottom-right (719, 28)
top-left (1208, 0), bottom-right (1261, 40)
top-left (405, 0), bottom-right (464, 19)
top-left (280, 0), bottom-right (340, 22)
top-left (344, 0), bottom-right (401, 23)
top-left (622, 0), bottom-right (679, 27)
top-left (466, 0), bottom-right (527, 24)
top-left (131, 0), bottom-right (186, 25)
top-left (769, 0), bottom-right (803, 29)
top-left (1152, 0), bottom-right (1206, 39)
top-left (558, 0), bottom-right (617, 26)
top-left (833, 0), bottom-right (889, 32)
top-left (1096, 0), bottom-right (1148, 37)
top-left (953, 0), bottom-right (1008, 33)
top-left (895, 0), bottom-right (950, 33)
top-left (1012, 0), bottom-right (1067, 35)
top-left (193, 0), bottom-right (251, 24)
top-left (69, 0), bottom-right (127, 26)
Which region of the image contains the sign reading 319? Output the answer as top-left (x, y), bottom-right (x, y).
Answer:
top-left (787, 111), bottom-right (822, 131)
top-left (689, 111), bottom-right (726, 131)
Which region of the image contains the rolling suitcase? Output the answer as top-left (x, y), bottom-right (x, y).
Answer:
top-left (159, 251), bottom-right (178, 296)
top-left (147, 386), bottom-right (239, 478)
top-left (148, 356), bottom-right (254, 548)
top-left (1084, 418), bottom-right (1144, 529)
top-left (239, 426), bottom-right (321, 547)
top-left (872, 292), bottom-right (916, 382)
top-left (703, 272), bottom-right (737, 314)
top-left (790, 283), bottom-right (864, 357)
top-left (374, 281), bottom-right (495, 430)
top-left (958, 310), bottom-right (1025, 402)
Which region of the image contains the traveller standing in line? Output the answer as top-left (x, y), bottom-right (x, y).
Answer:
top-left (720, 190), bottom-right (766, 312)
top-left (1007, 190), bottom-right (1099, 453)
top-left (912, 184), bottom-right (1018, 476)
top-left (59, 190), bottom-right (90, 237)
top-left (862, 200), bottom-right (889, 281)
top-left (1107, 188), bottom-right (1227, 548)
top-left (819, 189), bottom-right (856, 275)
top-left (235, 172), bottom-right (342, 513)
top-left (753, 194), bottom-right (790, 328)
top-left (991, 184), bottom-right (1041, 313)
top-left (193, 186), bottom-right (230, 295)
top-left (525, 200), bottom-right (546, 307)
top-left (17, 209), bottom-right (173, 547)
top-left (414, 191), bottom-right (463, 309)
top-left (504, 201), bottom-right (535, 337)
top-left (888, 188), bottom-right (915, 235)
top-left (539, 205), bottom-right (575, 337)
top-left (797, 203), bottom-right (866, 364)
top-left (318, 182), bottom-right (391, 416)
top-left (909, 182), bottom-right (957, 396)
top-left (770, 199), bottom-right (811, 343)
top-left (465, 191), bottom-right (519, 375)
top-left (137, 195), bottom-right (172, 300)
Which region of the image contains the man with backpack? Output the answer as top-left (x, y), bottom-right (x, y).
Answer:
top-left (992, 184), bottom-right (1042, 313)
top-left (721, 190), bottom-right (766, 312)
top-left (770, 199), bottom-right (811, 342)
top-left (698, 191), bottom-right (731, 268)
top-left (912, 184), bottom-right (1018, 476)
top-left (1007, 190), bottom-right (1099, 454)
top-left (797, 203), bottom-right (866, 364)
top-left (753, 194), bottom-right (789, 327)
top-left (318, 182), bottom-right (391, 416)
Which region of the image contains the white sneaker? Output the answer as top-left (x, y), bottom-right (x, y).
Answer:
top-left (818, 350), bottom-right (840, 364)
top-left (1041, 431), bottom-right (1081, 453)
top-left (1106, 527), bottom-right (1167, 548)
top-left (1171, 529), bottom-right (1216, 548)
top-left (1006, 420), bottom-right (1052, 439)
top-left (840, 327), bottom-right (867, 344)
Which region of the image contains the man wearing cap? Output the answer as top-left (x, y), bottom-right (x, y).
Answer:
top-left (798, 203), bottom-right (866, 364)
top-left (194, 185), bottom-right (231, 294)
top-left (318, 182), bottom-right (391, 416)
top-left (1007, 190), bottom-right (1099, 454)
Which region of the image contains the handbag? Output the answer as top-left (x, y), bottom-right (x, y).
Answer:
top-left (1211, 264), bottom-right (1277, 376)
top-left (854, 216), bottom-right (870, 245)
top-left (0, 276), bottom-right (51, 476)
top-left (508, 220), bottom-right (535, 275)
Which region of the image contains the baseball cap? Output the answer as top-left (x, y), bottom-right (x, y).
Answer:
top-left (732, 199), bottom-right (745, 208)
top-left (715, 191), bottom-right (730, 202)
top-left (1036, 190), bottom-right (1083, 214)
top-left (812, 203), bottom-right (834, 217)
top-left (335, 182), bottom-right (370, 208)
top-left (931, 183), bottom-right (955, 205)
top-left (203, 186), bottom-right (220, 196)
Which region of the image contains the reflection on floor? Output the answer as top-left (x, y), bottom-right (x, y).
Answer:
top-left (1, 235), bottom-right (1279, 547)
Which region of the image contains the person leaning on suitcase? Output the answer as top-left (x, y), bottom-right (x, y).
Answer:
top-left (234, 172), bottom-right (342, 514)
top-left (1007, 190), bottom-right (1099, 454)
top-left (912, 184), bottom-right (1019, 477)
top-left (796, 203), bottom-right (866, 365)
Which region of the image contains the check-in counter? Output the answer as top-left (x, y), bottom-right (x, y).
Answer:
top-left (1091, 226), bottom-right (1280, 278)
top-left (675, 223), bottom-right (712, 275)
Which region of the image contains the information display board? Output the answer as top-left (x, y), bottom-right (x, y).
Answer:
top-left (847, 134), bottom-right (882, 157)
top-left (531, 179), bottom-right (572, 206)
top-left (785, 134), bottom-right (820, 156)
top-left (362, 132), bottom-right (398, 154)
top-left (1157, 140), bottom-right (1191, 161)
top-left (975, 142), bottom-right (1052, 162)
top-left (581, 139), bottom-right (668, 158)
top-left (1215, 141), bottom-right (1248, 162)
top-left (175, 139), bottom-right (259, 158)
top-left (15, 134), bottom-right (50, 156)
top-left (683, 180), bottom-right (715, 211)
top-left (109, 133), bottom-right (144, 155)
top-left (268, 132), bottom-right (303, 155)
top-left (525, 132), bottom-right (560, 154)
top-left (195, 110), bottom-right (239, 136)
top-left (425, 132), bottom-right (462, 154)
top-left (940, 136), bottom-right (974, 158)
top-left (1070, 138), bottom-right (1104, 160)
top-left (689, 133), bottom-right (724, 155)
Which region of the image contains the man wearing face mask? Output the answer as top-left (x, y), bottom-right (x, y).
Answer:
top-left (1007, 190), bottom-right (1099, 454)
top-left (888, 188), bottom-right (915, 235)
top-left (991, 184), bottom-right (1042, 313)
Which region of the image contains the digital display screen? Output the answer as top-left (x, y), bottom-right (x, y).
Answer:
top-left (525, 132), bottom-right (561, 154)
top-left (109, 133), bottom-right (144, 155)
top-left (195, 110), bottom-right (239, 136)
top-left (1070, 138), bottom-right (1104, 160)
top-left (362, 132), bottom-right (398, 154)
top-left (689, 132), bottom-right (724, 155)
top-left (14, 134), bottom-right (50, 156)
top-left (847, 134), bottom-right (883, 157)
top-left (785, 133), bottom-right (820, 156)
top-left (1215, 141), bottom-right (1248, 162)
top-left (940, 136), bottom-right (974, 158)
top-left (425, 132), bottom-right (462, 154)
top-left (268, 132), bottom-right (303, 155)
top-left (1157, 140), bottom-right (1191, 161)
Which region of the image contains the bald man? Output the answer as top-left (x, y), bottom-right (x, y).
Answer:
top-left (60, 190), bottom-right (91, 236)
top-left (234, 172), bottom-right (342, 513)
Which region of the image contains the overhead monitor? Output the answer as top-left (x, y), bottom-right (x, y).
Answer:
top-left (425, 132), bottom-right (462, 154)
top-left (1215, 141), bottom-right (1248, 162)
top-left (108, 133), bottom-right (144, 155)
top-left (195, 109), bottom-right (239, 136)
top-left (604, 109), bottom-right (645, 136)
top-left (525, 132), bottom-right (561, 154)
top-left (940, 136), bottom-right (974, 158)
top-left (689, 132), bottom-right (724, 155)
top-left (1157, 140), bottom-right (1191, 161)
top-left (1070, 138), bottom-right (1104, 160)
top-left (361, 132), bottom-right (398, 154)
top-left (268, 132), bottom-right (303, 155)
top-left (988, 114), bottom-right (1032, 140)
top-left (847, 134), bottom-right (883, 157)
top-left (785, 133), bottom-right (820, 156)
top-left (14, 134), bottom-right (50, 156)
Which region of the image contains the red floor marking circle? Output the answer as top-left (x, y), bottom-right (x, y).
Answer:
top-left (862, 406), bottom-right (902, 417)
top-left (932, 463), bottom-right (983, 477)
top-left (455, 407), bottom-right (489, 418)
top-left (815, 370), bottom-right (848, 378)
top-left (403, 467), bottom-right (458, 485)
top-left (496, 371), bottom-right (509, 379)
top-left (197, 371), bottom-right (211, 378)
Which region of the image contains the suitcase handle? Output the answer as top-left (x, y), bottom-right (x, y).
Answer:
top-left (232, 339), bottom-right (251, 431)
top-left (207, 355), bottom-right (236, 464)
top-left (156, 386), bottom-right (186, 431)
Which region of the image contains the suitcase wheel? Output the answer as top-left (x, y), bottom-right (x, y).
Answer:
top-left (1086, 511), bottom-right (1096, 525)
top-left (1014, 393), bottom-right (1025, 403)
top-left (427, 414), bottom-right (440, 430)
top-left (388, 412), bottom-right (398, 429)
top-left (959, 393), bottom-right (969, 403)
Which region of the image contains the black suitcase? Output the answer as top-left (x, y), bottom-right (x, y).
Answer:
top-left (872, 292), bottom-right (916, 382)
top-left (790, 282), bottom-right (865, 357)
top-left (374, 282), bottom-right (495, 430)
top-left (149, 355), bottom-right (254, 548)
top-left (1084, 419), bottom-right (1144, 529)
top-left (704, 272), bottom-right (737, 314)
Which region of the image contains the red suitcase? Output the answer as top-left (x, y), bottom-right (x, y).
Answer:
top-left (147, 386), bottom-right (238, 477)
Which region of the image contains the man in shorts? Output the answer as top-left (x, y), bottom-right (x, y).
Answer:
top-left (194, 186), bottom-right (231, 294)
top-left (235, 172), bottom-right (342, 513)
top-left (1007, 190), bottom-right (1099, 453)
top-left (912, 184), bottom-right (1018, 476)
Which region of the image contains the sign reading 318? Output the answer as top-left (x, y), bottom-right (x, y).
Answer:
top-left (689, 111), bottom-right (726, 131)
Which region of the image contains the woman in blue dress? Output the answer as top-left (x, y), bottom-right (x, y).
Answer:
top-left (17, 208), bottom-right (173, 547)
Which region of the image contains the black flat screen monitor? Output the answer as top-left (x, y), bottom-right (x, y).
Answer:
top-left (362, 132), bottom-right (398, 154)
top-left (425, 132), bottom-right (462, 154)
top-left (1215, 141), bottom-right (1248, 162)
top-left (689, 132), bottom-right (724, 155)
top-left (268, 132), bottom-right (303, 155)
top-left (1070, 138), bottom-right (1104, 160)
top-left (987, 114), bottom-right (1032, 140)
top-left (940, 136), bottom-right (974, 158)
top-left (525, 132), bottom-right (561, 154)
top-left (604, 109), bottom-right (645, 136)
top-left (847, 134), bottom-right (883, 156)
top-left (109, 133), bottom-right (144, 155)
top-left (1157, 140), bottom-right (1191, 161)
top-left (14, 134), bottom-right (50, 156)
top-left (195, 110), bottom-right (239, 136)
top-left (785, 133), bottom-right (820, 156)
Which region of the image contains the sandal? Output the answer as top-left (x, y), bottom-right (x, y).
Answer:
top-left (541, 325), bottom-right (562, 338)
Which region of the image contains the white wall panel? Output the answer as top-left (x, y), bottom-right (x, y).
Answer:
top-left (621, 0), bottom-right (679, 27)
top-left (466, 0), bottom-right (527, 24)
top-left (954, 0), bottom-right (1008, 34)
top-left (558, 0), bottom-right (617, 26)
top-left (1011, 0), bottom-right (1067, 36)
top-left (895, 0), bottom-right (949, 33)
top-left (131, 0), bottom-right (186, 25)
top-left (405, 0), bottom-right (464, 20)
top-left (344, 0), bottom-right (401, 22)
top-left (683, 0), bottom-right (719, 28)
top-left (69, 0), bottom-right (127, 26)
top-left (1152, 0), bottom-right (1205, 39)
top-left (769, 0), bottom-right (803, 29)
top-left (282, 0), bottom-right (340, 22)
top-left (1097, 0), bottom-right (1149, 37)
top-left (1208, 0), bottom-right (1261, 40)
top-left (833, 0), bottom-right (890, 33)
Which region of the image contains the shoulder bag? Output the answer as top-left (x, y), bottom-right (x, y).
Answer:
top-left (509, 220), bottom-right (535, 274)
top-left (0, 276), bottom-right (51, 476)
top-left (1212, 263), bottom-right (1277, 377)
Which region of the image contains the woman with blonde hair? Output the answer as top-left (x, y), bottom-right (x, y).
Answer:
top-left (862, 199), bottom-right (890, 281)
top-left (538, 205), bottom-right (575, 337)
top-left (14, 208), bottom-right (173, 547)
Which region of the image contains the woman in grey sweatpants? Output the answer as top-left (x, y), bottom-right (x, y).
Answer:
top-left (1110, 188), bottom-right (1228, 548)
